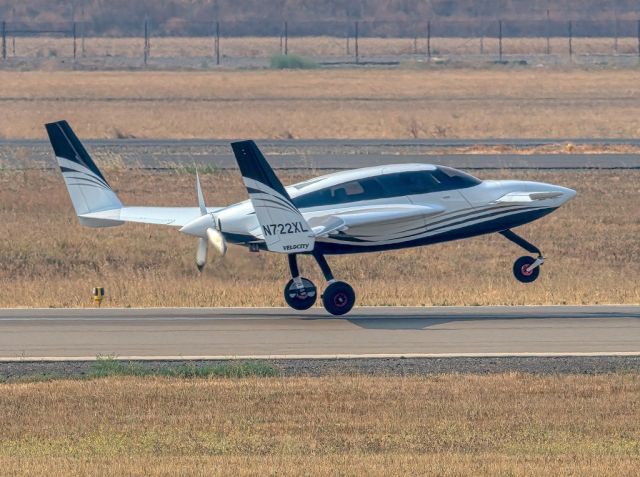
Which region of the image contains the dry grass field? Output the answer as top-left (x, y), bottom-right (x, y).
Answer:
top-left (0, 68), bottom-right (639, 140)
top-left (0, 168), bottom-right (637, 308)
top-left (1, 373), bottom-right (639, 476)
top-left (9, 35), bottom-right (640, 59)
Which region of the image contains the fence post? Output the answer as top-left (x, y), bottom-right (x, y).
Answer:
top-left (284, 21), bottom-right (288, 55)
top-left (355, 21), bottom-right (359, 63)
top-left (72, 22), bottom-right (77, 60)
top-left (546, 9), bottom-right (551, 55)
top-left (568, 21), bottom-right (572, 59)
top-left (413, 35), bottom-right (417, 54)
top-left (498, 20), bottom-right (503, 61)
top-left (143, 20), bottom-right (150, 65)
top-left (215, 21), bottom-right (220, 65)
top-left (427, 20), bottom-right (431, 60)
top-left (1, 21), bottom-right (6, 61)
top-left (480, 35), bottom-right (484, 55)
top-left (81, 21), bottom-right (85, 56)
top-left (81, 6), bottom-right (86, 56)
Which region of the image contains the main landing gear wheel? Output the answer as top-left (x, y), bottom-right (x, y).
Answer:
top-left (284, 278), bottom-right (317, 310)
top-left (513, 256), bottom-right (540, 283)
top-left (322, 281), bottom-right (356, 316)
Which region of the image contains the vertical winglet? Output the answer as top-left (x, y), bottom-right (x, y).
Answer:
top-left (45, 120), bottom-right (123, 224)
top-left (45, 120), bottom-right (110, 185)
top-left (231, 140), bottom-right (314, 254)
top-left (231, 140), bottom-right (290, 199)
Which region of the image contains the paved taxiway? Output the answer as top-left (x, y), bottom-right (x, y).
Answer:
top-left (0, 306), bottom-right (638, 360)
top-left (2, 139), bottom-right (639, 170)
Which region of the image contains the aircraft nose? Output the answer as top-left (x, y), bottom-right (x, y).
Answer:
top-left (552, 185), bottom-right (577, 205)
top-left (483, 180), bottom-right (577, 208)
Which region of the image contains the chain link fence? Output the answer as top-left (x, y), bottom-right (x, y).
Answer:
top-left (1, 18), bottom-right (639, 68)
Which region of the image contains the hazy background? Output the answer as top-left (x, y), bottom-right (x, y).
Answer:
top-left (1, 0), bottom-right (639, 36)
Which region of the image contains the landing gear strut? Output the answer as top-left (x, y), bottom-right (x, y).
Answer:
top-left (283, 253), bottom-right (356, 315)
top-left (500, 229), bottom-right (544, 283)
top-left (313, 251), bottom-right (356, 316)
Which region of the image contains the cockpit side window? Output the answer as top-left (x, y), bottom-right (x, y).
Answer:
top-left (432, 167), bottom-right (482, 189)
top-left (379, 172), bottom-right (427, 196)
top-left (293, 177), bottom-right (384, 208)
top-left (292, 168), bottom-right (481, 208)
top-left (378, 171), bottom-right (445, 195)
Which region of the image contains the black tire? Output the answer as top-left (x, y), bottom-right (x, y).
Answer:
top-left (513, 256), bottom-right (540, 283)
top-left (322, 281), bottom-right (356, 316)
top-left (284, 278), bottom-right (317, 310)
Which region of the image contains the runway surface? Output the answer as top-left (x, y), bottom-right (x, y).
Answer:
top-left (1, 306), bottom-right (638, 361)
top-left (2, 139), bottom-right (639, 170)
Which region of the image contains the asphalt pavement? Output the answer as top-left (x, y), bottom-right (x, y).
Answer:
top-left (2, 138), bottom-right (639, 169)
top-left (1, 306), bottom-right (638, 360)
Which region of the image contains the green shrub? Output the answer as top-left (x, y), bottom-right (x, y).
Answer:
top-left (270, 54), bottom-right (318, 69)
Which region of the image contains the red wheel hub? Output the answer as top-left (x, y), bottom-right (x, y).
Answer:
top-left (521, 263), bottom-right (534, 276)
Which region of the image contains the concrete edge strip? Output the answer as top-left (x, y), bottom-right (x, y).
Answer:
top-left (2, 352), bottom-right (640, 362)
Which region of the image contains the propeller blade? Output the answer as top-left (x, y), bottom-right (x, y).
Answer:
top-left (196, 170), bottom-right (207, 215)
top-left (196, 237), bottom-right (208, 272)
top-left (207, 228), bottom-right (227, 257)
top-left (192, 171), bottom-right (225, 269)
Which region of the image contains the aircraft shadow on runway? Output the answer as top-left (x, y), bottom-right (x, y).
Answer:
top-left (300, 311), bottom-right (640, 330)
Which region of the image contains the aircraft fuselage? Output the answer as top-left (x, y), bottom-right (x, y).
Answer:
top-left (215, 164), bottom-right (575, 254)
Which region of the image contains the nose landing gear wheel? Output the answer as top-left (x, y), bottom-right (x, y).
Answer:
top-left (284, 278), bottom-right (317, 310)
top-left (513, 256), bottom-right (540, 283)
top-left (322, 281), bottom-right (356, 316)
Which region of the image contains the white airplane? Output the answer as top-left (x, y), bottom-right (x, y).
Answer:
top-left (46, 120), bottom-right (576, 315)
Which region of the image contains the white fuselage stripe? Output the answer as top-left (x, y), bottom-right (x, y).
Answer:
top-left (319, 205), bottom-right (547, 246)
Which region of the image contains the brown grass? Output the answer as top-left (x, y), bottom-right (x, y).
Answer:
top-left (0, 169), bottom-right (637, 308)
top-left (0, 69), bottom-right (639, 139)
top-left (0, 373), bottom-right (639, 476)
top-left (8, 35), bottom-right (640, 59)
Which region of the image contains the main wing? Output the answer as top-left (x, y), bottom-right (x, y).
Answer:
top-left (307, 204), bottom-right (445, 238)
top-left (45, 120), bottom-right (223, 228)
top-left (78, 206), bottom-right (222, 228)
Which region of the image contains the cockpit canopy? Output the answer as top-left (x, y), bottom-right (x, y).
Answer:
top-left (292, 165), bottom-right (481, 209)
